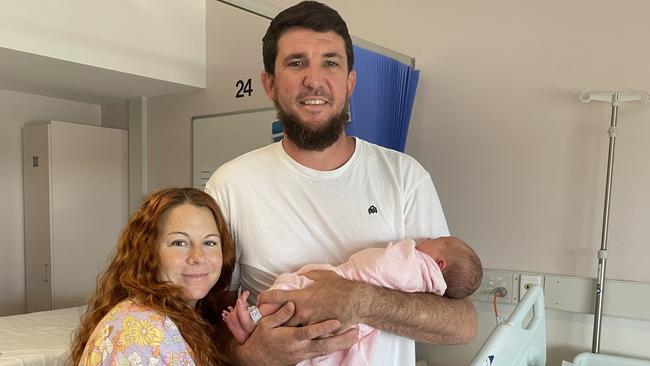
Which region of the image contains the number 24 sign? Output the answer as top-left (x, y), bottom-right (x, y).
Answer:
top-left (235, 78), bottom-right (253, 98)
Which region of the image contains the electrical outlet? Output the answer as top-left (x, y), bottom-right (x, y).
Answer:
top-left (471, 270), bottom-right (516, 304)
top-left (519, 274), bottom-right (544, 301)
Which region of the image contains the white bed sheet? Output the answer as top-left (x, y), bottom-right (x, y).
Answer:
top-left (0, 306), bottom-right (84, 366)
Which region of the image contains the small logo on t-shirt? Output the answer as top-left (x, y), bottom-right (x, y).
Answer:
top-left (368, 205), bottom-right (378, 214)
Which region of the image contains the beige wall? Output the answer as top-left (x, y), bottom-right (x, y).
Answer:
top-left (0, 89), bottom-right (100, 315)
top-left (308, 1), bottom-right (650, 363)
top-left (308, 0), bottom-right (650, 283)
top-left (101, 101), bottom-right (129, 130)
top-left (148, 0), bottom-right (650, 281)
top-left (304, 1), bottom-right (650, 363)
top-left (146, 1), bottom-right (273, 190)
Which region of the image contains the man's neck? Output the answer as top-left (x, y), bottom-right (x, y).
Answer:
top-left (282, 133), bottom-right (356, 171)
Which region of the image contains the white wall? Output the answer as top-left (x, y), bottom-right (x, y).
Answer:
top-left (0, 0), bottom-right (205, 88)
top-left (304, 0), bottom-right (650, 363)
top-left (0, 89), bottom-right (100, 316)
top-left (146, 1), bottom-right (273, 189)
top-left (149, 0), bottom-right (650, 282)
top-left (101, 101), bottom-right (129, 131)
top-left (306, 0), bottom-right (650, 283)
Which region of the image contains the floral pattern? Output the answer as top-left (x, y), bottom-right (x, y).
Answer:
top-left (79, 300), bottom-right (195, 365)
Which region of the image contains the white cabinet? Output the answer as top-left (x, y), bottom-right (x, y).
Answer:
top-left (23, 121), bottom-right (128, 312)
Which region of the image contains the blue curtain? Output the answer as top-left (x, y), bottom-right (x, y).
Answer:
top-left (347, 45), bottom-right (420, 152)
top-left (271, 120), bottom-right (283, 142)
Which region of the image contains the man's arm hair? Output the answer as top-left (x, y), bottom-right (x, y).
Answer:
top-left (358, 282), bottom-right (477, 344)
top-left (258, 270), bottom-right (478, 344)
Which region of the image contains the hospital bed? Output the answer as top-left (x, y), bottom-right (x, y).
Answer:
top-left (470, 284), bottom-right (650, 366)
top-left (0, 306), bottom-right (84, 366)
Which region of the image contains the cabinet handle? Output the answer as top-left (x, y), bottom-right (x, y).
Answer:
top-left (42, 263), bottom-right (50, 282)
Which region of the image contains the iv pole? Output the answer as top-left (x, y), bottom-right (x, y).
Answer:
top-left (579, 89), bottom-right (650, 353)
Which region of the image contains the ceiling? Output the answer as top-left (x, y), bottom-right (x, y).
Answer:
top-left (0, 46), bottom-right (202, 105)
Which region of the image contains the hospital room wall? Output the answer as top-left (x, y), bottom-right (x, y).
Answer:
top-left (302, 0), bottom-right (650, 364)
top-left (0, 89), bottom-right (100, 316)
top-left (147, 0), bottom-right (650, 284)
top-left (145, 1), bottom-right (273, 191)
top-left (309, 0), bottom-right (650, 283)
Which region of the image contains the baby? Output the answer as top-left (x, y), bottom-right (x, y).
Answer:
top-left (223, 236), bottom-right (482, 365)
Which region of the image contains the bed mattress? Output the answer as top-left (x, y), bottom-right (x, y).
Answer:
top-left (0, 306), bottom-right (84, 366)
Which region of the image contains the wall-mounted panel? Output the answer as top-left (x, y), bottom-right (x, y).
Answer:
top-left (193, 108), bottom-right (277, 189)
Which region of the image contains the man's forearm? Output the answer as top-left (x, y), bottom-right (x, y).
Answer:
top-left (356, 282), bottom-right (477, 344)
top-left (257, 271), bottom-right (478, 344)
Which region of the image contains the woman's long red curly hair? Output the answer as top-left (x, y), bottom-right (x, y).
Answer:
top-left (70, 187), bottom-right (235, 366)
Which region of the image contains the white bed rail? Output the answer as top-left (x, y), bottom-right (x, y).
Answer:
top-left (470, 284), bottom-right (546, 366)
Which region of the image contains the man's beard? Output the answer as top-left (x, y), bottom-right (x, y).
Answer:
top-left (276, 100), bottom-right (350, 152)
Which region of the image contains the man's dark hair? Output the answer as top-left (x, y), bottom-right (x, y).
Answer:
top-left (262, 1), bottom-right (354, 76)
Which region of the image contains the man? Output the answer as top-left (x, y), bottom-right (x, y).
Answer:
top-left (205, 1), bottom-right (477, 364)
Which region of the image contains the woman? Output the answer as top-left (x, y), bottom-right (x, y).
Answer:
top-left (70, 188), bottom-right (235, 366)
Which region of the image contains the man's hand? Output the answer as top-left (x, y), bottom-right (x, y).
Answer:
top-left (257, 270), bottom-right (369, 330)
top-left (257, 270), bottom-right (477, 345)
top-left (236, 300), bottom-right (359, 366)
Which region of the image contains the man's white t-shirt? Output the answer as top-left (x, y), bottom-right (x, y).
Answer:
top-left (205, 137), bottom-right (449, 365)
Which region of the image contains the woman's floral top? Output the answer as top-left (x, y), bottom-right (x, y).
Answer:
top-left (79, 300), bottom-right (195, 365)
